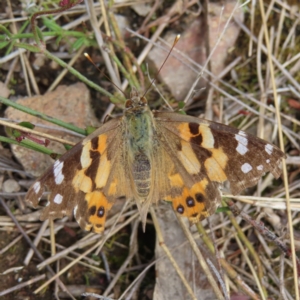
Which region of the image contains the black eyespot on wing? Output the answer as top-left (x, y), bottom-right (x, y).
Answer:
top-left (177, 204), bottom-right (184, 214)
top-left (97, 206), bottom-right (105, 218)
top-left (89, 205), bottom-right (96, 216)
top-left (195, 193), bottom-right (205, 203)
top-left (186, 196), bottom-right (195, 207)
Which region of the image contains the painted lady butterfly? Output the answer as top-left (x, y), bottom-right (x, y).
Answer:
top-left (26, 89), bottom-right (285, 233)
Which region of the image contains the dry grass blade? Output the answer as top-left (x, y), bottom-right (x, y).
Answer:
top-left (85, 0), bottom-right (120, 88)
top-left (0, 274), bottom-right (46, 297)
top-left (235, 234), bottom-right (266, 299)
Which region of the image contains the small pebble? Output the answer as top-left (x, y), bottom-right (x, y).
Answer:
top-left (3, 179), bottom-right (21, 193)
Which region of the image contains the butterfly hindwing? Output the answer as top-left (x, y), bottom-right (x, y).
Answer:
top-left (152, 118), bottom-right (220, 222)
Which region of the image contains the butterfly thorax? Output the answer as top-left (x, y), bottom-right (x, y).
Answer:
top-left (124, 95), bottom-right (155, 199)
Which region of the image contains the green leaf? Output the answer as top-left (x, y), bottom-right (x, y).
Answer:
top-left (42, 17), bottom-right (62, 32)
top-left (15, 42), bottom-right (41, 53)
top-left (216, 207), bottom-right (230, 213)
top-left (6, 40), bottom-right (15, 56)
top-left (86, 125), bottom-right (97, 135)
top-left (177, 109), bottom-right (187, 115)
top-left (72, 37), bottom-right (85, 51)
top-left (18, 121), bottom-right (35, 130)
top-left (64, 144), bottom-right (73, 151)
top-left (0, 25), bottom-right (12, 37)
top-left (0, 41), bottom-right (10, 49)
top-left (178, 101), bottom-right (185, 109)
top-left (5, 126), bottom-right (17, 138)
top-left (56, 35), bottom-right (63, 45)
top-left (36, 27), bottom-right (45, 44)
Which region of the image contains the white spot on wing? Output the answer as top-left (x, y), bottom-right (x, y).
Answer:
top-left (236, 143), bottom-right (248, 155)
top-left (265, 144), bottom-right (273, 155)
top-left (266, 159), bottom-right (270, 163)
top-left (33, 181), bottom-right (41, 194)
top-left (257, 165), bottom-right (263, 171)
top-left (74, 205), bottom-right (78, 216)
top-left (53, 160), bottom-right (64, 184)
top-left (235, 134), bottom-right (248, 155)
top-left (241, 163), bottom-right (252, 174)
top-left (53, 194), bottom-right (63, 204)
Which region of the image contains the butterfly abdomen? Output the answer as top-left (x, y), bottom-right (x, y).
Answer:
top-left (125, 106), bottom-right (154, 198)
top-left (132, 152), bottom-right (151, 197)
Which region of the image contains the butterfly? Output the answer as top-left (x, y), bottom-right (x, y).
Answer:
top-left (26, 89), bottom-right (285, 233)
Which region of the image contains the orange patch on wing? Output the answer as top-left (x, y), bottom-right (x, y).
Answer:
top-left (85, 191), bottom-right (112, 233)
top-left (204, 148), bottom-right (228, 182)
top-left (177, 123), bottom-right (195, 139)
top-left (166, 179), bottom-right (211, 223)
top-left (98, 134), bottom-right (108, 154)
top-left (168, 172), bottom-right (184, 187)
top-left (72, 169), bottom-right (93, 193)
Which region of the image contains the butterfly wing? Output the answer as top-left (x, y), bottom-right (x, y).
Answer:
top-left (151, 139), bottom-right (221, 222)
top-left (154, 111), bottom-right (285, 222)
top-left (26, 118), bottom-right (129, 233)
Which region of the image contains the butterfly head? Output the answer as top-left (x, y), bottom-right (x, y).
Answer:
top-left (125, 88), bottom-right (148, 114)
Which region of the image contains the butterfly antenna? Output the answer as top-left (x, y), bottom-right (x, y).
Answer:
top-left (142, 34), bottom-right (180, 98)
top-left (84, 53), bottom-right (126, 97)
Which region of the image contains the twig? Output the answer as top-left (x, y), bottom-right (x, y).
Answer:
top-left (0, 274), bottom-right (46, 297)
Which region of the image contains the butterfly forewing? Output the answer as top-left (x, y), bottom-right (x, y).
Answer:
top-left (154, 112), bottom-right (285, 195)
